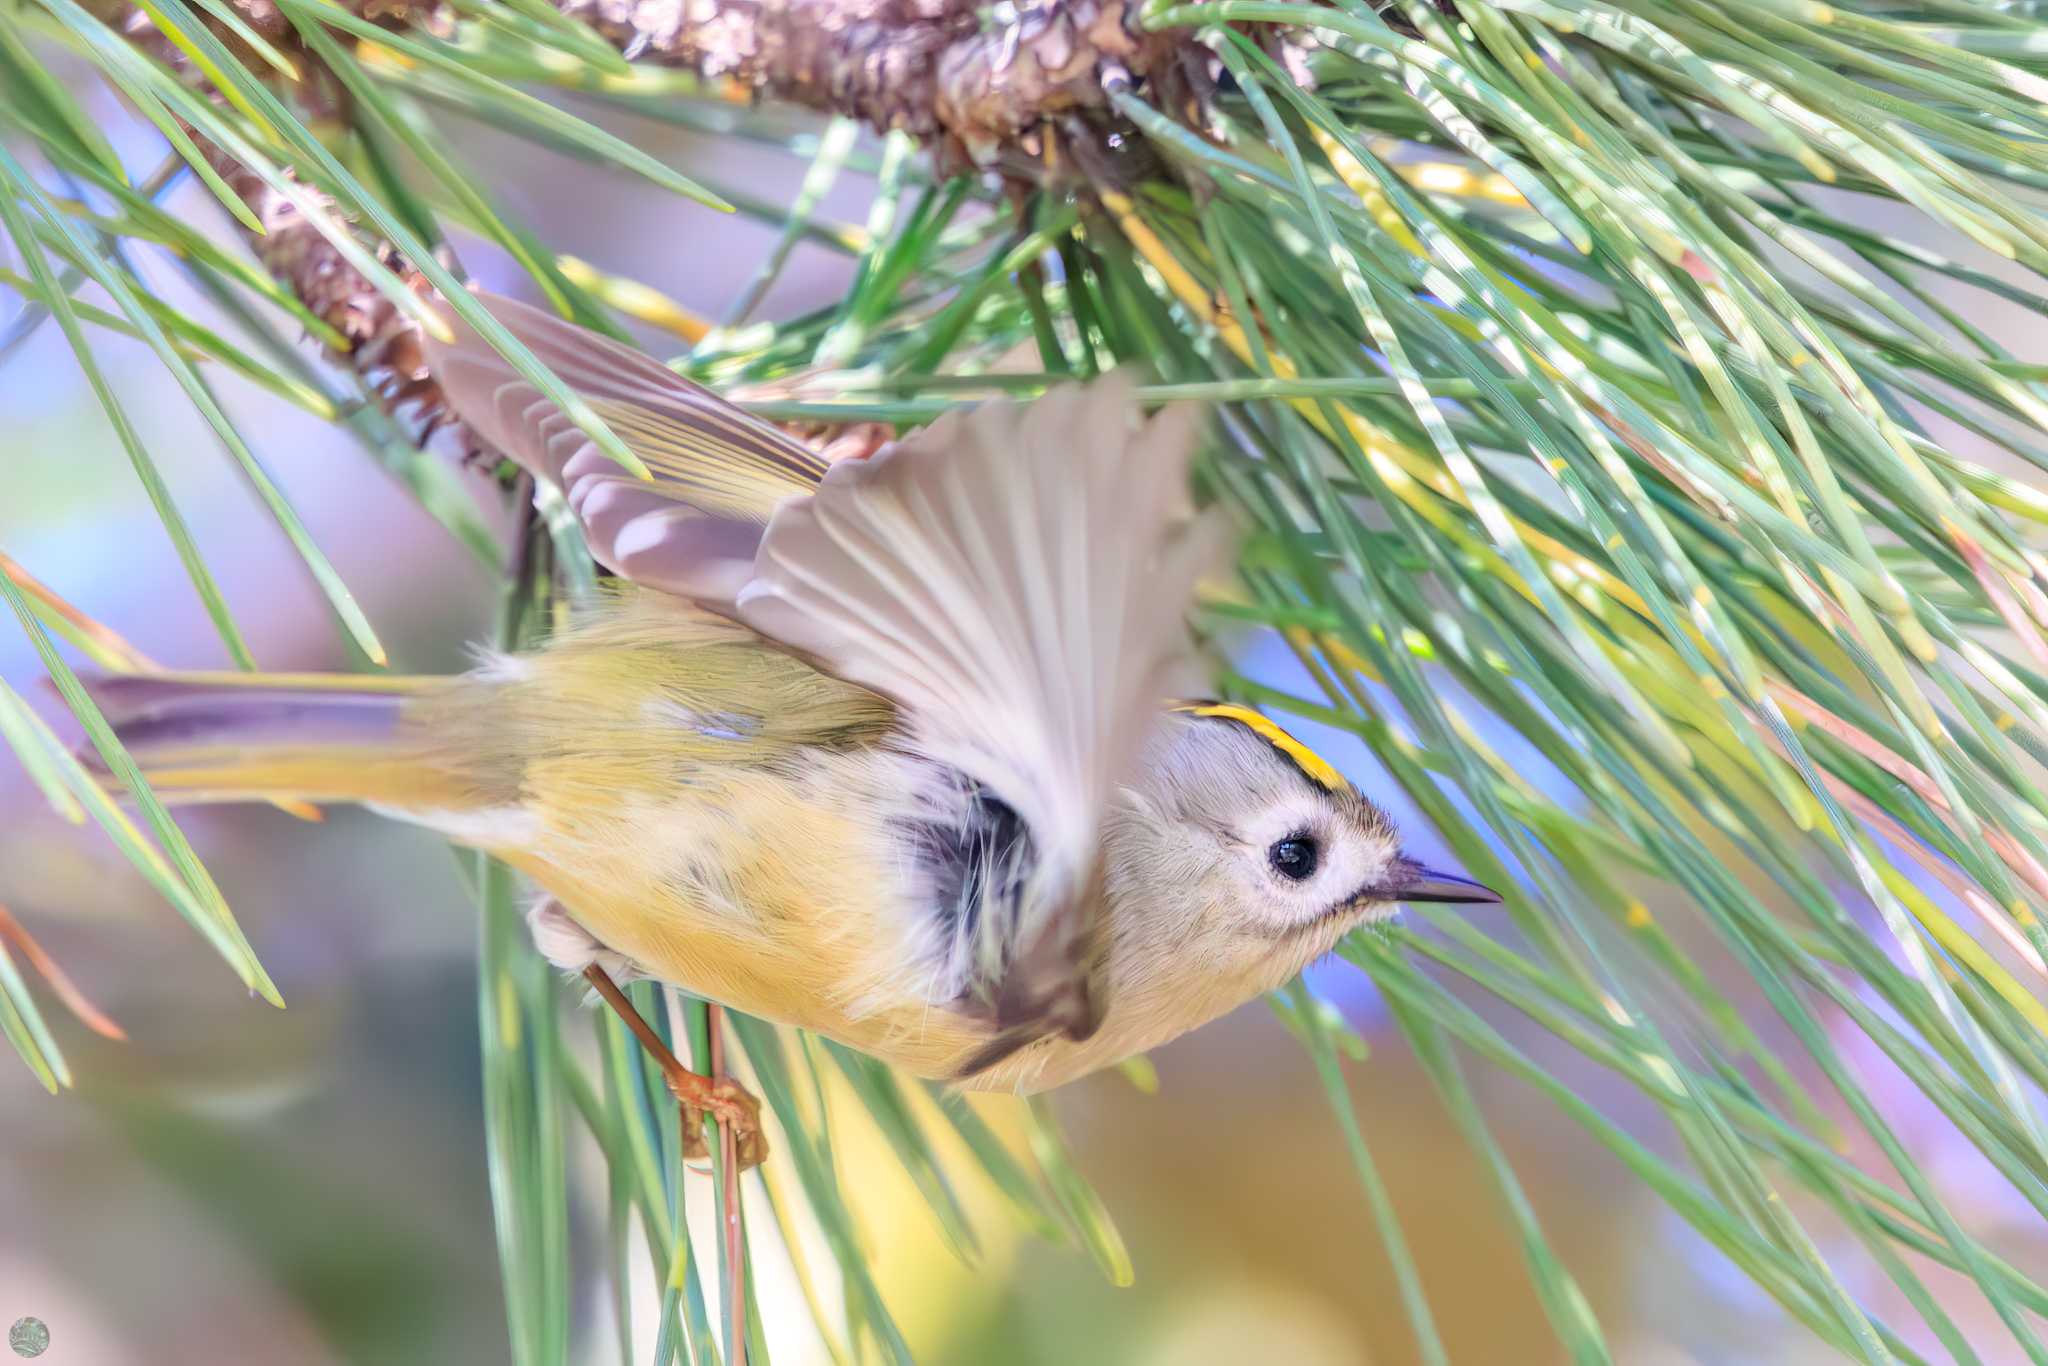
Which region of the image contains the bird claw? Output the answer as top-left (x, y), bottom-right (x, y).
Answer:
top-left (669, 1073), bottom-right (768, 1171)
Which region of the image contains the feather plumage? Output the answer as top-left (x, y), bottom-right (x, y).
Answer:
top-left (427, 296), bottom-right (1231, 1052)
top-left (423, 292), bottom-right (826, 604)
top-left (736, 376), bottom-right (1230, 1045)
top-left (75, 670), bottom-right (475, 807)
top-left (80, 600), bottom-right (1443, 1095)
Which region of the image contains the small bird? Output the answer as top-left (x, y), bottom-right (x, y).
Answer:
top-left (83, 293), bottom-right (1497, 1161)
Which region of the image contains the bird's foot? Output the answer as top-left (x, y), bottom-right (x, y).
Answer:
top-left (581, 961), bottom-right (769, 1171)
top-left (667, 1069), bottom-right (768, 1170)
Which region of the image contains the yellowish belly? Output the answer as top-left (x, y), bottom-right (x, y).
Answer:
top-left (490, 761), bottom-right (990, 1076)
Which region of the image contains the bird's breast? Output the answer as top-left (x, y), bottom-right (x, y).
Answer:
top-left (510, 743), bottom-right (998, 1048)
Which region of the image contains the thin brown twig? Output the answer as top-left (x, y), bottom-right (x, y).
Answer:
top-left (551, 0), bottom-right (1195, 171)
top-left (0, 551), bottom-right (161, 675)
top-left (1953, 523), bottom-right (2048, 675)
top-left (709, 1002), bottom-right (748, 1366)
top-left (1767, 680), bottom-right (2048, 910)
top-left (0, 904), bottom-right (127, 1041)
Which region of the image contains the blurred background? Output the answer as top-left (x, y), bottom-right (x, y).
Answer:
top-left (5, 69), bottom-right (2046, 1366)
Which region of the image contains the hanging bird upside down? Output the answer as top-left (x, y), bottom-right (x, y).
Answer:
top-left (82, 292), bottom-right (1499, 1166)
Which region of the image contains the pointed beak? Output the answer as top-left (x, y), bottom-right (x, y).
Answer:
top-left (1395, 863), bottom-right (1503, 906)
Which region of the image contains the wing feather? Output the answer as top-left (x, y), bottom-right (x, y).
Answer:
top-left (737, 375), bottom-right (1228, 1041)
top-left (424, 297), bottom-right (1229, 1052)
top-left (423, 291), bottom-right (826, 602)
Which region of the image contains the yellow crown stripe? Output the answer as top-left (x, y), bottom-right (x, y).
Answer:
top-left (1173, 702), bottom-right (1346, 791)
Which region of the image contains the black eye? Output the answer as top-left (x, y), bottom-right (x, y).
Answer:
top-left (1268, 835), bottom-right (1319, 882)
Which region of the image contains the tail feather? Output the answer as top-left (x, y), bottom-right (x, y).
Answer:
top-left (79, 671), bottom-right (472, 808)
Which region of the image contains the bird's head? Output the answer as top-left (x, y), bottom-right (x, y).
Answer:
top-left (1103, 703), bottom-right (1498, 988)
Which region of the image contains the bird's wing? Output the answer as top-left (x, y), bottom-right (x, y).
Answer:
top-left (422, 291), bottom-right (827, 604)
top-left (735, 376), bottom-right (1229, 1061)
top-left (425, 294), bottom-right (1228, 1059)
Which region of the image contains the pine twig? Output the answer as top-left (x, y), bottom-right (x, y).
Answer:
top-left (103, 0), bottom-right (1207, 452)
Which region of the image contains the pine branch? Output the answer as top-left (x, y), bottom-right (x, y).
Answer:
top-left (554, 0), bottom-right (1196, 168)
top-left (98, 0), bottom-right (461, 441)
top-left (104, 0), bottom-right (1205, 449)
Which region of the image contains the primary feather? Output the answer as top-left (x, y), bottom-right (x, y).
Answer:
top-left (425, 292), bottom-right (825, 604)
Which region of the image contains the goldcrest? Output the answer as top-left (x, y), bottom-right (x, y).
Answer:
top-left (86, 293), bottom-right (1497, 1105)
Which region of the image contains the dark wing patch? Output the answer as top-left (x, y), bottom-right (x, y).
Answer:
top-left (914, 775), bottom-right (1103, 1083)
top-left (916, 781), bottom-right (1034, 975)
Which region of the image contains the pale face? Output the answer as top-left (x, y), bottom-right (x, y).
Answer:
top-left (1210, 781), bottom-right (1407, 938)
top-left (1106, 710), bottom-right (1496, 965)
top-left (970, 712), bottom-right (1498, 1092)
top-left (1107, 713), bottom-right (1406, 950)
